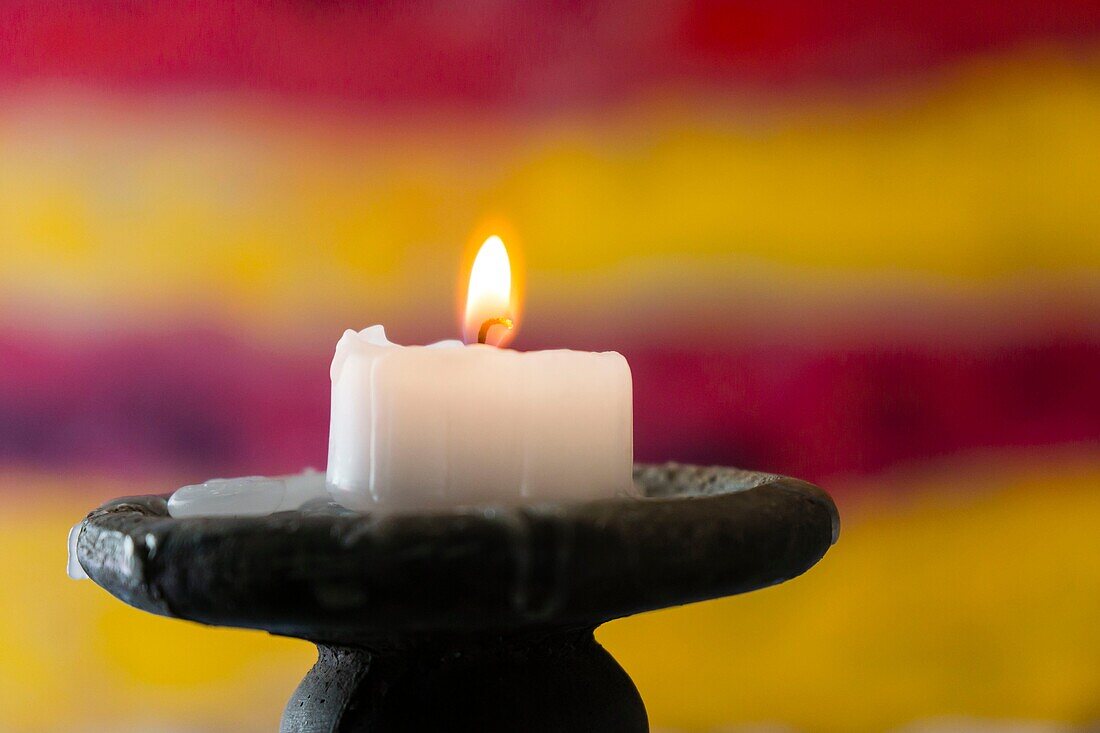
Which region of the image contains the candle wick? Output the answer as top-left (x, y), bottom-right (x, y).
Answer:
top-left (477, 317), bottom-right (514, 345)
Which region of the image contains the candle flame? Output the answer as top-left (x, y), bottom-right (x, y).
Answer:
top-left (464, 235), bottom-right (516, 346)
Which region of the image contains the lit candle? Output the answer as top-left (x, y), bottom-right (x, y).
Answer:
top-left (326, 235), bottom-right (634, 511)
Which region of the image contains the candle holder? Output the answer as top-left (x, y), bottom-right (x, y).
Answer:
top-left (75, 463), bottom-right (838, 732)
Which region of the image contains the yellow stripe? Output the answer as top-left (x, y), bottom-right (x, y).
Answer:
top-left (1, 52), bottom-right (1098, 332)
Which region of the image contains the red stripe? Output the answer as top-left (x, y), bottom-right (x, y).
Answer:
top-left (1, 1), bottom-right (1097, 106)
top-left (678, 0), bottom-right (1100, 84)
top-left (630, 339), bottom-right (1100, 481)
top-left (2, 327), bottom-right (1097, 489)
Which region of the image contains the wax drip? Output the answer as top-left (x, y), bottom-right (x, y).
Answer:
top-left (67, 522), bottom-right (88, 580)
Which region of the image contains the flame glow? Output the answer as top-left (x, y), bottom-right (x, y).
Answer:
top-left (463, 235), bottom-right (516, 346)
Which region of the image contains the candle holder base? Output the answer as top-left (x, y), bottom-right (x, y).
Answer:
top-left (75, 464), bottom-right (838, 732)
top-left (284, 632), bottom-right (645, 733)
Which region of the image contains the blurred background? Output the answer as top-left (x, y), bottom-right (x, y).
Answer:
top-left (2, 1), bottom-right (1099, 731)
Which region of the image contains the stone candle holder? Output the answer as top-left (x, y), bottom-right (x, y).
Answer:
top-left (75, 463), bottom-right (838, 732)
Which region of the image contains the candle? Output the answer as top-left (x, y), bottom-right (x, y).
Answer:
top-left (326, 236), bottom-right (634, 511)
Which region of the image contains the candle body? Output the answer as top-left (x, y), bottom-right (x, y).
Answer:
top-left (327, 326), bottom-right (633, 511)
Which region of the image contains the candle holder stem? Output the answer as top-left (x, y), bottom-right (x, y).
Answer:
top-left (281, 630), bottom-right (647, 732)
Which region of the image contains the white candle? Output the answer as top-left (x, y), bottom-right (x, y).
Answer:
top-left (326, 326), bottom-right (633, 511)
top-left (326, 235), bottom-right (634, 511)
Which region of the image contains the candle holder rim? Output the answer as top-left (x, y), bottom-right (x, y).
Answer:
top-left (75, 462), bottom-right (838, 646)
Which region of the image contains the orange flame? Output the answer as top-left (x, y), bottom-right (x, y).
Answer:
top-left (463, 235), bottom-right (518, 346)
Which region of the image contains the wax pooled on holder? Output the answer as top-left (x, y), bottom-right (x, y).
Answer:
top-left (68, 469), bottom-right (331, 580)
top-left (166, 468), bottom-right (328, 518)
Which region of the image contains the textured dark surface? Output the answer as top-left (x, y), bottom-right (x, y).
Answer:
top-left (75, 463), bottom-right (838, 732)
top-left (281, 632), bottom-right (648, 733)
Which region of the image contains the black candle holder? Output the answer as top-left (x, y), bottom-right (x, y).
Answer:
top-left (75, 463), bottom-right (838, 732)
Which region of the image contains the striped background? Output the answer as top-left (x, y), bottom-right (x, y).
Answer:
top-left (1, 2), bottom-right (1098, 731)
